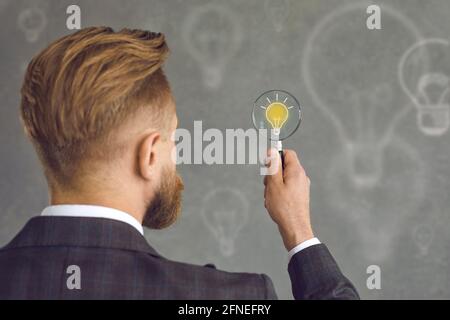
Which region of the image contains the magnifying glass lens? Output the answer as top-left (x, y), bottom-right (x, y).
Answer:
top-left (252, 90), bottom-right (302, 141)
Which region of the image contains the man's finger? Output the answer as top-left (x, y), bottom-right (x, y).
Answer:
top-left (283, 149), bottom-right (304, 181)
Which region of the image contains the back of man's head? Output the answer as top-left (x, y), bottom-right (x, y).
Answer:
top-left (20, 26), bottom-right (171, 191)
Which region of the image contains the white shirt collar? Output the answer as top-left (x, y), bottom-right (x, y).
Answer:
top-left (41, 204), bottom-right (144, 236)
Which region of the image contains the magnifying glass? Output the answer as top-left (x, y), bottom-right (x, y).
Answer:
top-left (252, 89), bottom-right (302, 168)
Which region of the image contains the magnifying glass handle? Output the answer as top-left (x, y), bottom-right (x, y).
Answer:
top-left (279, 150), bottom-right (285, 170)
top-left (275, 140), bottom-right (284, 170)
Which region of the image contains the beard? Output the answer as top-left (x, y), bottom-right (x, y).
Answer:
top-left (142, 166), bottom-right (184, 229)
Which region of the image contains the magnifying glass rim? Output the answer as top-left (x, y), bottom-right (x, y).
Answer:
top-left (252, 89), bottom-right (302, 141)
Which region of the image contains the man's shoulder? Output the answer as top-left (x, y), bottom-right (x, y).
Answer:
top-left (139, 254), bottom-right (277, 299)
top-left (0, 243), bottom-right (277, 299)
top-left (0, 215), bottom-right (279, 299)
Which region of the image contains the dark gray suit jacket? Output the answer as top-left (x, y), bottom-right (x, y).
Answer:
top-left (0, 216), bottom-right (359, 299)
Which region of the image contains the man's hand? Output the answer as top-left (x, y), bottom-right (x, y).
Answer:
top-left (263, 149), bottom-right (314, 251)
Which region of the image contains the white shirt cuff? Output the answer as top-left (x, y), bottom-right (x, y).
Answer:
top-left (287, 237), bottom-right (321, 262)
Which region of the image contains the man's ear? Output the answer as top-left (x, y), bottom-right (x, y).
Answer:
top-left (138, 131), bottom-right (161, 181)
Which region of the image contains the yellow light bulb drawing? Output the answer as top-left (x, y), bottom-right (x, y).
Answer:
top-left (252, 90), bottom-right (302, 142)
top-left (265, 102), bottom-right (289, 135)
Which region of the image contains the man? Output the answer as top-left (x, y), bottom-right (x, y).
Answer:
top-left (0, 27), bottom-right (359, 299)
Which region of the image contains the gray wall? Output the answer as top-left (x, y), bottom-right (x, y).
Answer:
top-left (1, 0), bottom-right (450, 299)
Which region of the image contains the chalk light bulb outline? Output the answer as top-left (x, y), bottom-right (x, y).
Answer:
top-left (182, 3), bottom-right (243, 90)
top-left (301, 2), bottom-right (427, 261)
top-left (17, 6), bottom-right (47, 43)
top-left (302, 2), bottom-right (422, 188)
top-left (264, 0), bottom-right (290, 33)
top-left (398, 38), bottom-right (450, 136)
top-left (414, 223), bottom-right (433, 257)
top-left (201, 187), bottom-right (249, 257)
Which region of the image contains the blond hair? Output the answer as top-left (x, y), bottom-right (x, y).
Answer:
top-left (20, 26), bottom-right (171, 189)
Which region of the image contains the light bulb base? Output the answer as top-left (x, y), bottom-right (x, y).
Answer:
top-left (270, 128), bottom-right (281, 140)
